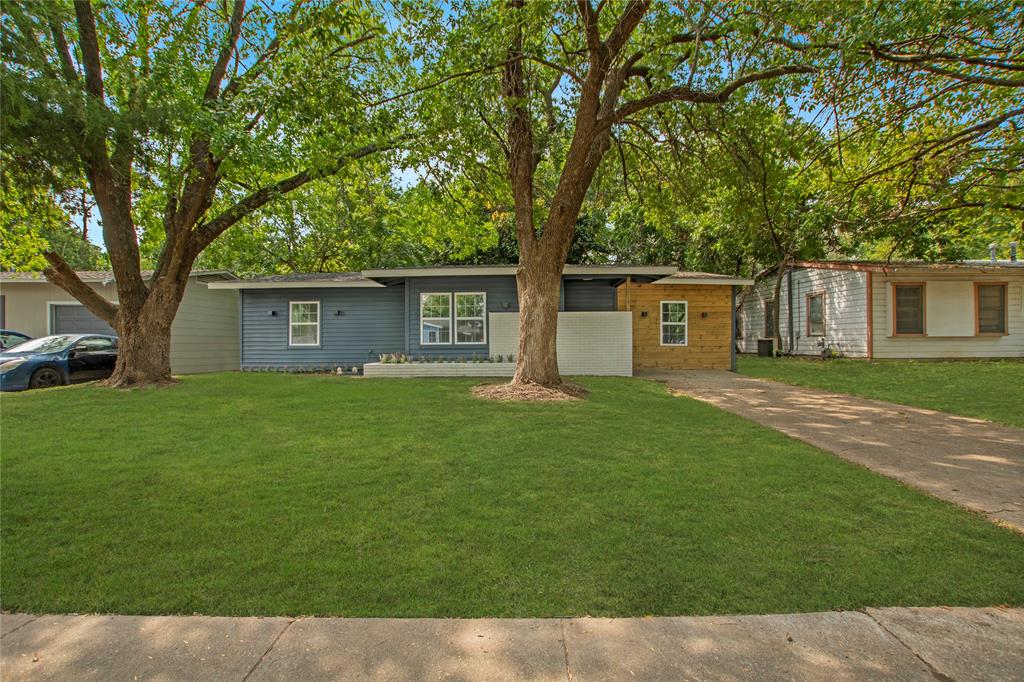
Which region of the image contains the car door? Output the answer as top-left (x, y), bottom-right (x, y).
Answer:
top-left (68, 337), bottom-right (117, 382)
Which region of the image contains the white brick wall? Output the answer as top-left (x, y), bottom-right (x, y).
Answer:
top-left (363, 362), bottom-right (515, 377)
top-left (489, 312), bottom-right (633, 376)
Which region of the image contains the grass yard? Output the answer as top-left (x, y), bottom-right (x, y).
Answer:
top-left (2, 373), bottom-right (1022, 618)
top-left (738, 357), bottom-right (1024, 429)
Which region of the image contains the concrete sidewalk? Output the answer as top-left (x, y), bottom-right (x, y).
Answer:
top-left (2, 607), bottom-right (1022, 681)
top-left (642, 370), bottom-right (1024, 532)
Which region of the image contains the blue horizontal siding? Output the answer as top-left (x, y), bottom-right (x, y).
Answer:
top-left (241, 286), bottom-right (405, 368)
top-left (563, 279), bottom-right (618, 312)
top-left (239, 275), bottom-right (627, 366)
top-left (406, 276), bottom-right (518, 358)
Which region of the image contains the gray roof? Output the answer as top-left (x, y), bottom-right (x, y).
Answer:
top-left (237, 272), bottom-right (368, 283)
top-left (0, 269), bottom-right (238, 283)
top-left (794, 259), bottom-right (1023, 271)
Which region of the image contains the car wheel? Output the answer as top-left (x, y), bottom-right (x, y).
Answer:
top-left (29, 367), bottom-right (63, 389)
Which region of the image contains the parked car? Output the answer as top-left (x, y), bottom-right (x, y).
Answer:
top-left (0, 334), bottom-right (118, 391)
top-left (0, 330), bottom-right (31, 349)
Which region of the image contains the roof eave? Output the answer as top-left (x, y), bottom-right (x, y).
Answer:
top-left (206, 280), bottom-right (385, 290)
top-left (652, 276), bottom-right (754, 286)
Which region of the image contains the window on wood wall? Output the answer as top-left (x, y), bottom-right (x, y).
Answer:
top-left (893, 284), bottom-right (925, 335)
top-left (454, 292), bottom-right (486, 344)
top-left (977, 284), bottom-right (1007, 334)
top-left (420, 293), bottom-right (452, 344)
top-left (806, 292), bottom-right (825, 336)
top-left (660, 301), bottom-right (688, 346)
top-left (289, 301), bottom-right (320, 346)
top-left (763, 301), bottom-right (775, 338)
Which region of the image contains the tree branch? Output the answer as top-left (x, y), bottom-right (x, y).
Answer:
top-left (204, 0), bottom-right (247, 101)
top-left (43, 252), bottom-right (119, 325)
top-left (189, 139), bottom-right (406, 253)
top-left (614, 64), bottom-right (814, 120)
top-left (72, 0), bottom-right (104, 99)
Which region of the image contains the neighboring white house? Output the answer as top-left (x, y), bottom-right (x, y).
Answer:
top-left (0, 270), bottom-right (241, 374)
top-left (737, 254), bottom-right (1024, 359)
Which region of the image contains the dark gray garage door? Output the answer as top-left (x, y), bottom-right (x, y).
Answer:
top-left (51, 304), bottom-right (116, 335)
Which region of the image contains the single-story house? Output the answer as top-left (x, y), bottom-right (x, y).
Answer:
top-left (207, 265), bottom-right (752, 375)
top-left (737, 256), bottom-right (1024, 359)
top-left (0, 270), bottom-right (241, 374)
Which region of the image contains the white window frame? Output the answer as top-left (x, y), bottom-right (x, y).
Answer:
top-left (288, 300), bottom-right (320, 347)
top-left (420, 292), bottom-right (452, 345)
top-left (454, 292), bottom-right (487, 345)
top-left (660, 300), bottom-right (688, 347)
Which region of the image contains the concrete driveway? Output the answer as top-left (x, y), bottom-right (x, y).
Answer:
top-left (641, 370), bottom-right (1024, 533)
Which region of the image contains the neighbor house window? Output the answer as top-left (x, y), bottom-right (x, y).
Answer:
top-left (977, 283), bottom-right (1007, 334)
top-left (661, 301), bottom-right (687, 346)
top-left (420, 293), bottom-right (451, 344)
top-left (289, 301), bottom-right (320, 346)
top-left (763, 301), bottom-right (775, 338)
top-left (455, 292), bottom-right (486, 344)
top-left (893, 284), bottom-right (925, 335)
top-left (806, 292), bottom-right (825, 336)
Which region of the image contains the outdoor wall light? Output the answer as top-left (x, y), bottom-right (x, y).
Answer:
top-left (640, 311), bottom-right (648, 318)
top-left (267, 310), bottom-right (276, 316)
top-left (335, 310), bottom-right (344, 316)
top-left (701, 311), bottom-right (709, 319)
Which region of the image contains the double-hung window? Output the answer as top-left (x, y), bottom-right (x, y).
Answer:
top-left (977, 283), bottom-right (1008, 334)
top-left (420, 293), bottom-right (452, 344)
top-left (289, 301), bottom-right (320, 346)
top-left (893, 284), bottom-right (925, 335)
top-left (806, 292), bottom-right (825, 336)
top-left (455, 292), bottom-right (486, 344)
top-left (661, 301), bottom-right (688, 346)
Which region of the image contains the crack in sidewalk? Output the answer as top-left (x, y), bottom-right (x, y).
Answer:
top-left (560, 619), bottom-right (573, 682)
top-left (241, 618), bottom-right (295, 682)
top-left (0, 615), bottom-right (41, 639)
top-left (860, 610), bottom-right (953, 682)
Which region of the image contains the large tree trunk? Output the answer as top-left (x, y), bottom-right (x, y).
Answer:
top-left (106, 274), bottom-right (190, 387)
top-left (512, 263), bottom-right (563, 386)
top-left (109, 311), bottom-right (175, 386)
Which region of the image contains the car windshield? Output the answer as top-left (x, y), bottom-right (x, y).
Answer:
top-left (5, 335), bottom-right (77, 354)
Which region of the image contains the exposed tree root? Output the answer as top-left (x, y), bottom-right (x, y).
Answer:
top-left (472, 381), bottom-right (588, 402)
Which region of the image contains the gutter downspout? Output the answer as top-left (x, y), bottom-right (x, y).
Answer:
top-left (866, 271), bottom-right (874, 360)
top-left (404, 277), bottom-right (410, 355)
top-left (239, 290), bottom-right (244, 370)
top-left (787, 268), bottom-right (794, 354)
top-left (730, 286), bottom-right (737, 371)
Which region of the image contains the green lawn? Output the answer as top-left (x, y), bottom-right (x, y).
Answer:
top-left (2, 373), bottom-right (1022, 617)
top-left (737, 357), bottom-right (1024, 429)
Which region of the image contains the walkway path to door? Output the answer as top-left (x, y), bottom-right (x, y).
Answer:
top-left (640, 370), bottom-right (1024, 533)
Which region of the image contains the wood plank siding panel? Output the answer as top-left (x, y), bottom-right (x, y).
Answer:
top-left (736, 268), bottom-right (869, 357)
top-left (0, 279), bottom-right (239, 374)
top-left (617, 281), bottom-right (732, 370)
top-left (240, 286), bottom-right (407, 368)
top-left (872, 271), bottom-right (1024, 358)
top-left (168, 280), bottom-right (240, 373)
top-left (0, 281), bottom-right (119, 338)
top-left (404, 275), bottom-right (519, 359)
